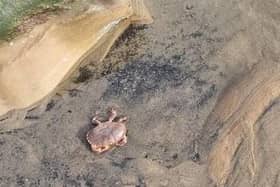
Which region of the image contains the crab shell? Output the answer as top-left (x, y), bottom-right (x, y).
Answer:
top-left (86, 121), bottom-right (127, 153)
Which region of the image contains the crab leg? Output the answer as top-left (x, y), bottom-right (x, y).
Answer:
top-left (116, 135), bottom-right (127, 146)
top-left (108, 108), bottom-right (117, 122)
top-left (92, 116), bottom-right (102, 125)
top-left (117, 116), bottom-right (128, 123)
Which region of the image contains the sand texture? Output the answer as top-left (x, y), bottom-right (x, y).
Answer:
top-left (0, 0), bottom-right (280, 186)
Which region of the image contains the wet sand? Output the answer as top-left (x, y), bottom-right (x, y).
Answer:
top-left (1, 0), bottom-right (280, 186)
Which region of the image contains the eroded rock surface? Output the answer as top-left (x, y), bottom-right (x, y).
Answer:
top-left (0, 0), bottom-right (152, 121)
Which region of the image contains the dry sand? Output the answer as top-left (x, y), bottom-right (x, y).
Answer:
top-left (1, 0), bottom-right (280, 186)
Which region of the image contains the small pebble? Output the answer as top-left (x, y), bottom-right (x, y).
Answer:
top-left (191, 152), bottom-right (200, 162)
top-left (172, 153), bottom-right (178, 160)
top-left (143, 152), bottom-right (148, 158)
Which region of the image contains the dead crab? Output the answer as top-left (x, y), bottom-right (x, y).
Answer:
top-left (86, 108), bottom-right (128, 153)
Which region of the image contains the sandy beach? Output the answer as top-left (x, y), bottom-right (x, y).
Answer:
top-left (1, 0), bottom-right (280, 186)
